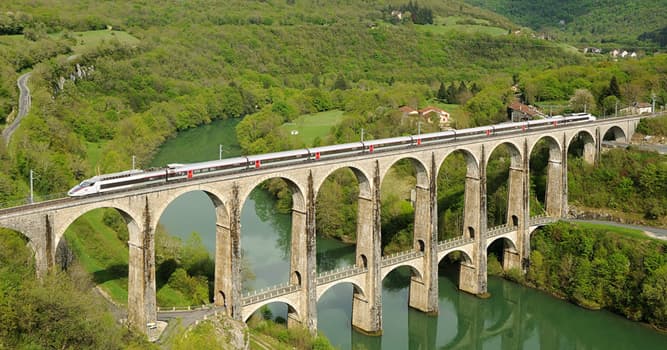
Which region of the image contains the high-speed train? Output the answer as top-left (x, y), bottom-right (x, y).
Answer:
top-left (67, 113), bottom-right (596, 197)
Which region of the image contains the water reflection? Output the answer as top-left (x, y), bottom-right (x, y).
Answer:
top-left (161, 188), bottom-right (667, 349)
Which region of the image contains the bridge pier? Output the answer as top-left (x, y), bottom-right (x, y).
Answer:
top-left (127, 198), bottom-right (157, 332)
top-left (460, 145), bottom-right (487, 295)
top-left (352, 161), bottom-right (382, 335)
top-left (408, 154), bottom-right (438, 314)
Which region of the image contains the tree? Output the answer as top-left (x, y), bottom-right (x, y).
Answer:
top-left (437, 82), bottom-right (447, 102)
top-left (609, 76), bottom-right (621, 99)
top-left (569, 89), bottom-right (596, 113)
top-left (333, 74), bottom-right (349, 90)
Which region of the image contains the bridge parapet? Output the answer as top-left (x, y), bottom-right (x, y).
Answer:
top-left (315, 266), bottom-right (367, 285)
top-left (529, 215), bottom-right (557, 226)
top-left (437, 236), bottom-right (474, 251)
top-left (241, 282), bottom-right (299, 306)
top-left (380, 250), bottom-right (424, 267)
top-left (487, 224), bottom-right (514, 238)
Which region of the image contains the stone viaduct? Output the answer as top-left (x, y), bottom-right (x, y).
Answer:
top-left (0, 115), bottom-right (643, 335)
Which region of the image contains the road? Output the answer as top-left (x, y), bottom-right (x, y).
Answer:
top-left (2, 72), bottom-right (32, 145)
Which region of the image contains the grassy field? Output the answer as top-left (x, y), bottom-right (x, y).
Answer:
top-left (52, 29), bottom-right (139, 55)
top-left (279, 110), bottom-right (345, 146)
top-left (573, 221), bottom-right (662, 242)
top-left (0, 29), bottom-right (139, 55)
top-left (65, 209), bottom-right (192, 306)
top-left (419, 16), bottom-right (508, 36)
top-left (65, 210), bottom-right (130, 304)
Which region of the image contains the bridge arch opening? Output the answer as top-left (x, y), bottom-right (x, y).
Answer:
top-left (437, 149), bottom-right (480, 241)
top-left (603, 126), bottom-right (627, 143)
top-left (437, 250), bottom-right (473, 291)
top-left (58, 207), bottom-right (138, 305)
top-left (359, 254), bottom-right (368, 269)
top-left (0, 227), bottom-right (35, 274)
top-left (316, 281), bottom-right (366, 335)
top-left (240, 177), bottom-right (306, 303)
top-left (380, 157), bottom-right (428, 256)
top-left (155, 189), bottom-right (230, 307)
top-left (245, 301), bottom-right (299, 326)
top-left (487, 237), bottom-right (519, 274)
top-left (315, 166), bottom-right (366, 274)
top-left (529, 136), bottom-right (563, 218)
top-left (568, 130), bottom-right (596, 165)
top-left (486, 142), bottom-right (523, 228)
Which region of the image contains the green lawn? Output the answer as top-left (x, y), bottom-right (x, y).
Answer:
top-left (418, 16), bottom-right (508, 36)
top-left (573, 221), bottom-right (660, 242)
top-left (51, 29), bottom-right (139, 55)
top-left (279, 110), bottom-right (345, 146)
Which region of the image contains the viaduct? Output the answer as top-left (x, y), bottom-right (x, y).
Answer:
top-left (0, 115), bottom-right (644, 335)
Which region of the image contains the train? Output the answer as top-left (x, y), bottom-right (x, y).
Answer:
top-left (67, 113), bottom-right (596, 197)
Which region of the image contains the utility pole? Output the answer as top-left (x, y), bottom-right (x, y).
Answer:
top-left (418, 121), bottom-right (421, 136)
top-left (615, 101), bottom-right (618, 117)
top-left (361, 128), bottom-right (364, 142)
top-left (132, 155), bottom-right (136, 170)
top-left (219, 144), bottom-right (223, 160)
top-left (29, 169), bottom-right (34, 204)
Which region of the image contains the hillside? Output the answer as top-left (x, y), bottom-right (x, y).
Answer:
top-left (0, 0), bottom-right (583, 202)
top-left (465, 0), bottom-right (667, 48)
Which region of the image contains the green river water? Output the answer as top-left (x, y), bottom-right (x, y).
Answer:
top-left (151, 118), bottom-right (667, 349)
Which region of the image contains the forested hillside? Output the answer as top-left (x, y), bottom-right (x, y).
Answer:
top-left (466, 0), bottom-right (667, 48)
top-left (0, 0), bottom-right (584, 204)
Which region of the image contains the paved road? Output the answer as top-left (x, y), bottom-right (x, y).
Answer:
top-left (566, 218), bottom-right (667, 239)
top-left (2, 72), bottom-right (31, 145)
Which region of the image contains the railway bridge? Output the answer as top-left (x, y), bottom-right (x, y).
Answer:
top-left (0, 115), bottom-right (645, 335)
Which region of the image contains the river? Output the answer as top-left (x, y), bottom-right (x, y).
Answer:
top-left (151, 118), bottom-right (667, 349)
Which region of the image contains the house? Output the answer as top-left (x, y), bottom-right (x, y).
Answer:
top-left (583, 47), bottom-right (601, 54)
top-left (508, 101), bottom-right (545, 122)
top-left (620, 102), bottom-right (653, 115)
top-left (419, 106), bottom-right (450, 126)
top-left (399, 106), bottom-right (418, 116)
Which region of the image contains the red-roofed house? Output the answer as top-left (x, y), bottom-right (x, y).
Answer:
top-left (508, 101), bottom-right (545, 121)
top-left (399, 106), bottom-right (419, 116)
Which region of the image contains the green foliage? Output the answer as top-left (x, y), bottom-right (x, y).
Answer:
top-left (0, 229), bottom-right (152, 349)
top-left (636, 115), bottom-right (667, 137)
top-left (568, 148), bottom-right (667, 222)
top-left (249, 319), bottom-right (335, 350)
top-left (526, 221), bottom-right (667, 328)
top-left (466, 0), bottom-right (667, 47)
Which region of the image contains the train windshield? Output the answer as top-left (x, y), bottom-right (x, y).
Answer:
top-left (80, 181), bottom-right (94, 187)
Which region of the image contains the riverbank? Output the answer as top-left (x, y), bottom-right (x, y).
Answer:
top-left (521, 221), bottom-right (667, 332)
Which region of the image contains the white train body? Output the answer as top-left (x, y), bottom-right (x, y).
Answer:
top-left (67, 113), bottom-right (596, 197)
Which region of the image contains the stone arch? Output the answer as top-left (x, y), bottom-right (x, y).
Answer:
top-left (567, 129), bottom-right (596, 165)
top-left (486, 236), bottom-right (518, 252)
top-left (438, 148), bottom-right (480, 179)
top-left (243, 300), bottom-right (300, 323)
top-left (314, 165), bottom-right (372, 199)
top-left (486, 140), bottom-right (523, 169)
top-left (150, 186), bottom-right (229, 233)
top-left (438, 249), bottom-right (473, 265)
top-left (316, 280), bottom-right (367, 302)
top-left (358, 254), bottom-right (368, 268)
top-left (602, 125), bottom-right (627, 142)
top-left (528, 135), bottom-right (562, 163)
top-left (238, 174), bottom-right (306, 213)
top-left (55, 205), bottom-right (140, 255)
top-left (292, 271), bottom-right (302, 286)
top-left (528, 135), bottom-right (563, 217)
top-left (380, 156), bottom-right (429, 188)
top-left (417, 239), bottom-right (425, 252)
top-left (381, 263), bottom-right (424, 281)
top-left (437, 148), bottom-right (481, 241)
top-left (487, 237), bottom-right (519, 272)
top-left (486, 141), bottom-right (524, 228)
